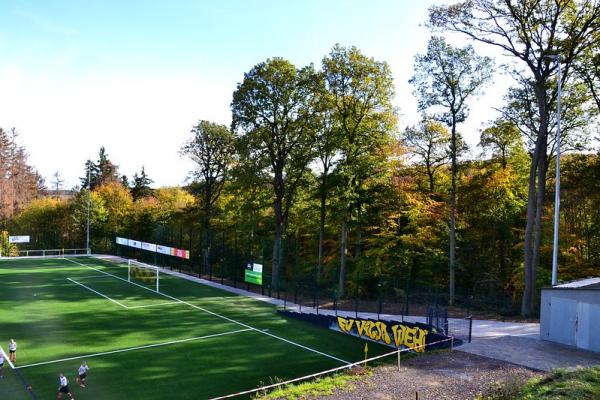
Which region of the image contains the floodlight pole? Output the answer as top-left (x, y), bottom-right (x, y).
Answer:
top-left (546, 55), bottom-right (561, 286)
top-left (86, 161), bottom-right (91, 255)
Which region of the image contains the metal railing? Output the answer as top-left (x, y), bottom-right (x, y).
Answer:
top-left (11, 248), bottom-right (90, 258)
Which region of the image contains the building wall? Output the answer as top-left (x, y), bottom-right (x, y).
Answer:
top-left (541, 288), bottom-right (600, 352)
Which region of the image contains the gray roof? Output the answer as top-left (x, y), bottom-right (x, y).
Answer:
top-left (554, 277), bottom-right (600, 289)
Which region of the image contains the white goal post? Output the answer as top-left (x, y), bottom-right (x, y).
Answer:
top-left (127, 259), bottom-right (160, 292)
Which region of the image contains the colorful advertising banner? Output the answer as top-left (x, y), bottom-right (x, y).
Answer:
top-left (173, 248), bottom-right (190, 259)
top-left (244, 263), bottom-right (263, 285)
top-left (116, 237), bottom-right (190, 260)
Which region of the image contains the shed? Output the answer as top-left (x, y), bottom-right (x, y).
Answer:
top-left (540, 277), bottom-right (600, 352)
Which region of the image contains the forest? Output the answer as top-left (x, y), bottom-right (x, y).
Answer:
top-left (1, 1), bottom-right (600, 317)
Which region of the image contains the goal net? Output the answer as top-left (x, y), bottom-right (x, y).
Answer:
top-left (128, 259), bottom-right (160, 292)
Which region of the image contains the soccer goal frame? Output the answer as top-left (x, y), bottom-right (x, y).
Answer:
top-left (127, 259), bottom-right (160, 293)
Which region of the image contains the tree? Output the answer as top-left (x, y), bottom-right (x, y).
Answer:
top-left (311, 73), bottom-right (343, 279)
top-left (130, 166), bottom-right (154, 200)
top-left (575, 31), bottom-right (600, 112)
top-left (181, 120), bottom-right (234, 272)
top-left (231, 58), bottom-right (319, 287)
top-left (410, 35), bottom-right (493, 304)
top-left (403, 119), bottom-right (451, 193)
top-left (429, 0), bottom-right (600, 315)
top-left (51, 171), bottom-right (65, 198)
top-left (80, 147), bottom-right (121, 190)
top-left (501, 78), bottom-right (594, 162)
top-left (480, 119), bottom-right (525, 170)
top-left (0, 127), bottom-right (42, 222)
top-left (95, 182), bottom-right (134, 238)
top-left (322, 45), bottom-right (397, 296)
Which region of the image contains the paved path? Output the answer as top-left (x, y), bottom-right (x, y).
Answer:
top-left (156, 266), bottom-right (600, 372)
top-left (459, 335), bottom-right (600, 371)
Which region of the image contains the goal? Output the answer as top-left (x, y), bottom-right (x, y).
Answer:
top-left (127, 259), bottom-right (160, 292)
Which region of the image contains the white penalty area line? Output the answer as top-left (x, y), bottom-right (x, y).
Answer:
top-left (67, 277), bottom-right (180, 310)
top-left (64, 257), bottom-right (350, 365)
top-left (15, 328), bottom-right (253, 370)
top-left (0, 345), bottom-right (15, 369)
top-left (127, 301), bottom-right (181, 309)
top-left (67, 277), bottom-right (128, 309)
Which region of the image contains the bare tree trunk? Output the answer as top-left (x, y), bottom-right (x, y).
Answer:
top-left (522, 148), bottom-right (540, 316)
top-left (355, 203), bottom-right (362, 259)
top-left (531, 152), bottom-right (547, 307)
top-left (271, 170), bottom-right (285, 289)
top-left (317, 175), bottom-right (328, 280)
top-left (449, 117), bottom-right (457, 305)
top-left (318, 196), bottom-right (325, 279)
top-left (339, 218), bottom-right (347, 297)
top-left (272, 199), bottom-right (283, 289)
top-left (427, 168), bottom-right (435, 193)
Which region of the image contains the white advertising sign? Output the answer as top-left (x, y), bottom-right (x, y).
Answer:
top-left (128, 239), bottom-right (142, 249)
top-left (156, 245), bottom-right (172, 255)
top-left (9, 235), bottom-right (30, 243)
top-left (116, 237), bottom-right (128, 245)
top-left (141, 242), bottom-right (157, 252)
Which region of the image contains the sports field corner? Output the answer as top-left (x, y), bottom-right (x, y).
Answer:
top-left (0, 255), bottom-right (394, 399)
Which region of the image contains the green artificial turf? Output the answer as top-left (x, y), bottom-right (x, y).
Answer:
top-left (0, 256), bottom-right (390, 399)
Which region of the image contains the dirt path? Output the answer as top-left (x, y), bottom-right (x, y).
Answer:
top-left (316, 351), bottom-right (542, 400)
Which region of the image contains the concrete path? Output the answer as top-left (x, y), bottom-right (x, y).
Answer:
top-left (158, 267), bottom-right (600, 372)
top-left (459, 335), bottom-right (600, 371)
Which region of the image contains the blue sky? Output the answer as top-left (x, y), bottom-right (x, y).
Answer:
top-left (0, 0), bottom-right (504, 188)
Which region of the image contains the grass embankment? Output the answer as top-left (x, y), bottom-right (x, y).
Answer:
top-left (255, 369), bottom-right (370, 400)
top-left (481, 366), bottom-right (600, 400)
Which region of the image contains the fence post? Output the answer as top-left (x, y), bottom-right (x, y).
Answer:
top-left (468, 316), bottom-right (473, 343)
top-left (354, 271), bottom-right (359, 319)
top-left (334, 289), bottom-right (338, 317)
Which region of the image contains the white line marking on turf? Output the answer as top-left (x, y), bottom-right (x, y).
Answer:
top-left (67, 277), bottom-right (128, 309)
top-left (126, 301), bottom-right (181, 309)
top-left (64, 257), bottom-right (350, 365)
top-left (0, 345), bottom-right (15, 369)
top-left (73, 274), bottom-right (113, 279)
top-left (15, 328), bottom-right (253, 369)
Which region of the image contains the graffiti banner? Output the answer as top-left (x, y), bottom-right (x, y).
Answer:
top-left (278, 311), bottom-right (452, 352)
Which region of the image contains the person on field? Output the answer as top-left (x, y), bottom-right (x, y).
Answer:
top-left (57, 373), bottom-right (75, 400)
top-left (0, 351), bottom-right (4, 379)
top-left (8, 339), bottom-right (16, 363)
top-left (76, 361), bottom-right (89, 388)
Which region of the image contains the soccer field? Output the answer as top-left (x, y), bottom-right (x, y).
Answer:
top-left (0, 256), bottom-right (389, 399)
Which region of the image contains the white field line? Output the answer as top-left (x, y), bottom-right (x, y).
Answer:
top-left (0, 345), bottom-right (15, 369)
top-left (126, 301), bottom-right (181, 309)
top-left (64, 258), bottom-right (350, 365)
top-left (74, 275), bottom-right (113, 279)
top-left (68, 277), bottom-right (180, 310)
top-left (67, 277), bottom-right (128, 309)
top-left (15, 328), bottom-right (253, 370)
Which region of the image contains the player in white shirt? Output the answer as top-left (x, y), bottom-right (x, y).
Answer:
top-left (76, 361), bottom-right (89, 388)
top-left (0, 351), bottom-right (4, 379)
top-left (56, 372), bottom-right (75, 400)
top-left (8, 339), bottom-right (17, 363)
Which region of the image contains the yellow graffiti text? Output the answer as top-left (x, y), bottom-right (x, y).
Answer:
top-left (336, 317), bottom-right (428, 352)
top-left (391, 324), bottom-right (428, 353)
